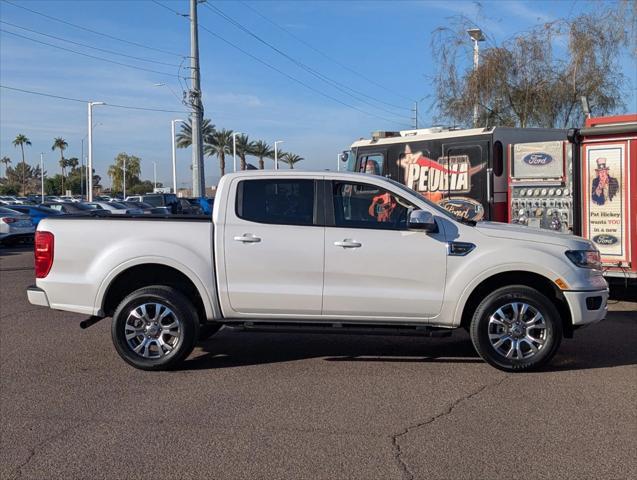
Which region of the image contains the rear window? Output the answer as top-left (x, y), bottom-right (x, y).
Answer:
top-left (236, 179), bottom-right (315, 226)
top-left (143, 196), bottom-right (162, 206)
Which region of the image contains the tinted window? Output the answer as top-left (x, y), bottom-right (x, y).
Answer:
top-left (493, 141), bottom-right (504, 176)
top-left (358, 153), bottom-right (384, 176)
top-left (237, 179), bottom-right (314, 226)
top-left (143, 196), bottom-right (162, 206)
top-left (333, 182), bottom-right (413, 230)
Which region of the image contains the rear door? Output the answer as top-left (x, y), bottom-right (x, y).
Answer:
top-left (222, 177), bottom-right (324, 316)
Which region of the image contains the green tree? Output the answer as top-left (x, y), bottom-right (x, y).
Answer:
top-left (204, 129), bottom-right (233, 177)
top-left (12, 134), bottom-right (31, 195)
top-left (252, 140), bottom-right (273, 170)
top-left (0, 156), bottom-right (11, 178)
top-left (107, 153), bottom-right (142, 194)
top-left (235, 134), bottom-right (255, 171)
top-left (431, 3), bottom-right (636, 128)
top-left (52, 137), bottom-right (69, 192)
top-left (66, 157), bottom-right (79, 172)
top-left (4, 163), bottom-right (42, 194)
top-left (279, 153), bottom-right (304, 170)
top-left (176, 118), bottom-right (216, 148)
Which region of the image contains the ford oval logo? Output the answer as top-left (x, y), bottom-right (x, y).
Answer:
top-left (593, 234), bottom-right (618, 245)
top-left (523, 152), bottom-right (553, 166)
top-left (438, 197), bottom-right (484, 221)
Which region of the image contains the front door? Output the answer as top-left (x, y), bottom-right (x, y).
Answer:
top-left (223, 177), bottom-right (324, 316)
top-left (322, 180), bottom-right (447, 319)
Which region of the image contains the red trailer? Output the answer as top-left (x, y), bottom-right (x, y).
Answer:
top-left (568, 114), bottom-right (637, 289)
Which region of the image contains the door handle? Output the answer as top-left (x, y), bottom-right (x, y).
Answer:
top-left (234, 234), bottom-right (261, 243)
top-left (334, 239), bottom-right (362, 248)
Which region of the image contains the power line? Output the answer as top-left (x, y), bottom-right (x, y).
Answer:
top-left (1, 29), bottom-right (179, 79)
top-left (151, 0), bottom-right (187, 17)
top-left (196, 24), bottom-right (411, 127)
top-left (0, 85), bottom-right (188, 113)
top-left (0, 20), bottom-right (181, 68)
top-left (2, 0), bottom-right (185, 58)
top-left (239, 0), bottom-right (414, 105)
top-left (203, 3), bottom-right (410, 119)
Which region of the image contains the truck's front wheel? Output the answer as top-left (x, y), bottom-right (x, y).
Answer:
top-left (470, 285), bottom-right (562, 372)
top-left (111, 286), bottom-right (200, 370)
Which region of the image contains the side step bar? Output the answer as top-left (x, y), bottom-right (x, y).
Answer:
top-left (224, 321), bottom-right (452, 338)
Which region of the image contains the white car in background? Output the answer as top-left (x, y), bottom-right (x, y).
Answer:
top-left (0, 206), bottom-right (35, 245)
top-left (84, 201), bottom-right (144, 215)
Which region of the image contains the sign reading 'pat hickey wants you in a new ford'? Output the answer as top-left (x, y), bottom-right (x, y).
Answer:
top-left (583, 142), bottom-right (628, 263)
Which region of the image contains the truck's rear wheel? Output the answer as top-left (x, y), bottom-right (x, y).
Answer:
top-left (111, 286), bottom-right (199, 370)
top-left (470, 285), bottom-right (562, 372)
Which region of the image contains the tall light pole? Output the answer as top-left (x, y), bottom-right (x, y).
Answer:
top-left (87, 101), bottom-right (105, 201)
top-left (81, 122), bottom-right (101, 200)
top-left (467, 28), bottom-right (485, 128)
top-left (274, 141), bottom-right (284, 170)
top-left (171, 119), bottom-right (184, 194)
top-left (122, 156), bottom-right (127, 199)
top-left (40, 153), bottom-right (44, 202)
top-left (153, 161), bottom-right (157, 190)
top-left (189, 0), bottom-right (205, 196)
top-left (232, 131), bottom-right (243, 172)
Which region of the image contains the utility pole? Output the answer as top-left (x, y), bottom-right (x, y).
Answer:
top-left (189, 0), bottom-right (205, 197)
top-left (412, 102), bottom-right (418, 130)
top-left (40, 153), bottom-right (44, 203)
top-left (87, 101), bottom-right (104, 202)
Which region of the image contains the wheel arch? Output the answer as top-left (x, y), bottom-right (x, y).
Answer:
top-left (100, 261), bottom-right (213, 323)
top-left (458, 271), bottom-right (574, 338)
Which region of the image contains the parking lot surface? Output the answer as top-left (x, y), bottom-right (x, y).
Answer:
top-left (1, 246), bottom-right (636, 480)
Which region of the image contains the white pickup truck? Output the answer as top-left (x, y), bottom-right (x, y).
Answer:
top-left (28, 171), bottom-right (608, 371)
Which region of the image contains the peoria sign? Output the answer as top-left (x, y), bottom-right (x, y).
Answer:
top-left (405, 155), bottom-right (477, 194)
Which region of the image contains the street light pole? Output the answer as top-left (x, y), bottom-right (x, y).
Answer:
top-left (171, 119), bottom-right (184, 194)
top-left (274, 141), bottom-right (284, 170)
top-left (232, 132), bottom-right (243, 172)
top-left (122, 156), bottom-right (127, 199)
top-left (153, 161), bottom-right (157, 190)
top-left (40, 153), bottom-right (44, 202)
top-left (467, 28), bottom-right (485, 128)
top-left (87, 101), bottom-right (105, 201)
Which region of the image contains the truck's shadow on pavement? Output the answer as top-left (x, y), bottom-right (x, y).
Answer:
top-left (182, 315), bottom-right (636, 372)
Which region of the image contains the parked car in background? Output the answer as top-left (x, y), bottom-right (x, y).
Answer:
top-left (0, 196), bottom-right (20, 205)
top-left (8, 205), bottom-right (63, 226)
top-left (125, 194), bottom-right (181, 213)
top-left (85, 201), bottom-right (143, 215)
top-left (120, 201), bottom-right (168, 215)
top-left (41, 202), bottom-right (100, 215)
top-left (0, 206), bottom-right (35, 245)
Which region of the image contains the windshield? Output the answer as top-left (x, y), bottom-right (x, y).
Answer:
top-left (109, 202), bottom-right (128, 210)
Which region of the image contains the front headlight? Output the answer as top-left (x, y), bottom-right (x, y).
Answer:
top-left (565, 250), bottom-right (602, 270)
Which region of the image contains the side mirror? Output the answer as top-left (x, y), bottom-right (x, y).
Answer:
top-left (408, 209), bottom-right (437, 233)
top-left (339, 151), bottom-right (349, 163)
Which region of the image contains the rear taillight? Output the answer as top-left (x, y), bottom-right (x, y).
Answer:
top-left (2, 217), bottom-right (17, 224)
top-left (34, 231), bottom-right (54, 278)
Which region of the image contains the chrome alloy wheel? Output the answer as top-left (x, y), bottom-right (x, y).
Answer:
top-left (124, 303), bottom-right (181, 359)
top-left (487, 302), bottom-right (548, 361)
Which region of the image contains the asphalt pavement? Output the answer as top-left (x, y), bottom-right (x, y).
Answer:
top-left (1, 246), bottom-right (636, 480)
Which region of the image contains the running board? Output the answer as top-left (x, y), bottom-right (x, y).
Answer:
top-left (224, 321), bottom-right (453, 338)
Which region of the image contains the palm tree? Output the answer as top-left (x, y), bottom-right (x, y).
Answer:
top-left (250, 140), bottom-right (273, 170)
top-left (176, 118), bottom-right (216, 148)
top-left (107, 153), bottom-right (142, 193)
top-left (0, 156), bottom-right (11, 178)
top-left (52, 137), bottom-right (69, 192)
top-left (12, 134), bottom-right (31, 195)
top-left (204, 129), bottom-right (233, 177)
top-left (279, 153), bottom-right (304, 169)
top-left (66, 157), bottom-right (79, 172)
top-left (235, 134), bottom-right (256, 171)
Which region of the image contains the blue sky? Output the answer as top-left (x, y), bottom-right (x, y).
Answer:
top-left (1, 0), bottom-right (634, 188)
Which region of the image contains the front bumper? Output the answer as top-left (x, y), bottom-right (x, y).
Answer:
top-left (563, 289), bottom-right (608, 326)
top-left (27, 286), bottom-right (50, 308)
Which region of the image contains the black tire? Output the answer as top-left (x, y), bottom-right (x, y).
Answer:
top-left (198, 323), bottom-right (222, 341)
top-left (111, 286), bottom-right (200, 371)
top-left (470, 285), bottom-right (563, 372)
